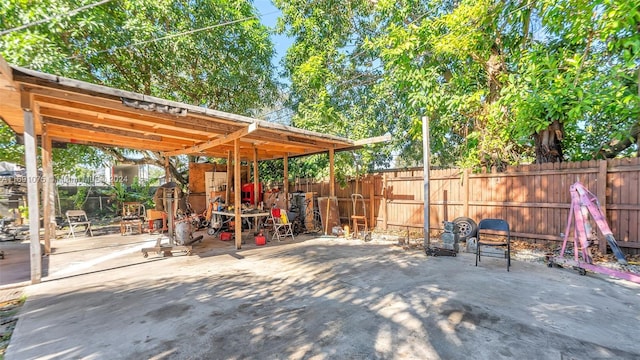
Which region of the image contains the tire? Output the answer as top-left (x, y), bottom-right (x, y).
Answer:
top-left (452, 217), bottom-right (477, 241)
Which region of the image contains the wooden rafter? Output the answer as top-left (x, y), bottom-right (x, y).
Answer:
top-left (45, 125), bottom-right (181, 152)
top-left (38, 105), bottom-right (212, 142)
top-left (44, 117), bottom-right (163, 142)
top-left (2, 64), bottom-right (366, 162)
top-left (163, 122), bottom-right (258, 157)
top-left (30, 91), bottom-right (234, 136)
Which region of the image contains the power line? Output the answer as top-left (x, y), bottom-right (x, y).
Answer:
top-left (0, 0), bottom-right (113, 36)
top-left (76, 16), bottom-right (254, 58)
top-left (69, 10), bottom-right (280, 60)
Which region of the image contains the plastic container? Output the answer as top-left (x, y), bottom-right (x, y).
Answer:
top-left (220, 232), bottom-right (233, 241)
top-left (255, 236), bottom-right (266, 246)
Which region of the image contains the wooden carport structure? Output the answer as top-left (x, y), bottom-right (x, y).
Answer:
top-left (0, 56), bottom-right (386, 283)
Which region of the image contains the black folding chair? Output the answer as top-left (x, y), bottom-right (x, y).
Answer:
top-left (475, 218), bottom-right (511, 271)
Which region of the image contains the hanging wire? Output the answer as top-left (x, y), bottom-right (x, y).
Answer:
top-left (0, 0), bottom-right (114, 36)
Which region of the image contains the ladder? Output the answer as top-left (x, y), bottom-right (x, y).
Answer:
top-left (351, 193), bottom-right (369, 240)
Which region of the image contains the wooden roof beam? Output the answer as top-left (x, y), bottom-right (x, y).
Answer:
top-left (44, 117), bottom-right (164, 142)
top-left (28, 89), bottom-right (237, 135)
top-left (164, 122), bottom-right (258, 157)
top-left (0, 56), bottom-right (14, 89)
top-left (45, 126), bottom-right (182, 152)
top-left (38, 105), bottom-right (211, 142)
top-left (198, 141), bottom-right (312, 158)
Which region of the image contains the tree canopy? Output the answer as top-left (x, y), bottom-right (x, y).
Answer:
top-left (275, 0), bottom-right (640, 171)
top-left (0, 0), bottom-right (278, 180)
top-left (1, 0), bottom-right (639, 183)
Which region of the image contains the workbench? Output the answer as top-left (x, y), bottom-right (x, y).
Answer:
top-left (211, 209), bottom-right (270, 240)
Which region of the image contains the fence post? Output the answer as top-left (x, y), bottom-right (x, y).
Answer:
top-left (463, 169), bottom-right (470, 217)
top-left (383, 173), bottom-right (388, 230)
top-left (369, 175), bottom-right (375, 229)
top-left (597, 159), bottom-right (608, 254)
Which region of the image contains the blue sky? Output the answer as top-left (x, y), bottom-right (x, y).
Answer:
top-left (254, 1), bottom-right (293, 75)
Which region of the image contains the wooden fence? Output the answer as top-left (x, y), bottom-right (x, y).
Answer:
top-left (289, 158), bottom-right (640, 254)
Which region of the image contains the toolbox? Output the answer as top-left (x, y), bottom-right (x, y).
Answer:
top-left (220, 232), bottom-right (233, 241)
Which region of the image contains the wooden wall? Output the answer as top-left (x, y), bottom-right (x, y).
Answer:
top-left (286, 158), bottom-right (640, 254)
top-left (188, 162), bottom-right (248, 212)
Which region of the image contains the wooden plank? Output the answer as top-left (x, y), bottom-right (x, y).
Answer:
top-left (32, 88), bottom-right (343, 154)
top-left (318, 196), bottom-right (340, 234)
top-left (597, 160), bottom-right (608, 253)
top-left (163, 123), bottom-right (257, 156)
top-left (226, 151), bottom-right (232, 205)
top-left (38, 103), bottom-right (212, 141)
top-left (253, 147), bottom-right (259, 206)
top-left (382, 173), bottom-right (388, 230)
top-left (15, 73), bottom-right (353, 143)
top-left (629, 167), bottom-right (639, 246)
top-left (463, 170), bottom-right (469, 217)
top-left (284, 154), bottom-right (289, 210)
top-left (44, 116), bottom-right (163, 142)
top-left (329, 148), bottom-right (335, 197)
top-left (41, 118), bottom-right (54, 255)
top-left (29, 89), bottom-right (236, 135)
top-left (234, 139), bottom-right (242, 249)
top-left (368, 175), bottom-right (375, 228)
top-left (45, 127), bottom-right (179, 152)
top-left (0, 55), bottom-right (14, 88)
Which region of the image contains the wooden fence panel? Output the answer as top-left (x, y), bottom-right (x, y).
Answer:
top-left (292, 159), bottom-right (640, 254)
top-left (606, 157), bottom-right (640, 250)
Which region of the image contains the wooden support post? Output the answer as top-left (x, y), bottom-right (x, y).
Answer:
top-left (253, 147), bottom-right (259, 207)
top-left (283, 154), bottom-right (289, 209)
top-left (23, 106), bottom-right (42, 284)
top-left (226, 151), bottom-right (232, 205)
top-left (234, 139), bottom-right (242, 250)
top-left (368, 175), bottom-right (375, 229)
top-left (382, 173), bottom-right (388, 230)
top-left (329, 148), bottom-right (335, 197)
top-left (597, 159), bottom-right (608, 254)
top-left (41, 123), bottom-right (54, 255)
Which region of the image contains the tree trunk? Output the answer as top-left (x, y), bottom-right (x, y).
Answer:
top-left (102, 148), bottom-right (188, 187)
top-left (533, 120), bottom-right (564, 163)
top-left (597, 122), bottom-right (640, 159)
top-left (486, 45), bottom-right (504, 103)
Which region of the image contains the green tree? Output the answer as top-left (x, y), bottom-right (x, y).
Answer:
top-left (274, 0), bottom-right (394, 179)
top-left (374, 0), bottom-right (640, 166)
top-left (0, 0), bottom-right (279, 183)
top-left (278, 0), bottom-right (640, 171)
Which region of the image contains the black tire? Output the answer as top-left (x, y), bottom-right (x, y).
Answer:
top-left (452, 217), bottom-right (477, 241)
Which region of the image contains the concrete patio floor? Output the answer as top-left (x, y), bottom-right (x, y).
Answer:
top-left (1, 230), bottom-right (640, 359)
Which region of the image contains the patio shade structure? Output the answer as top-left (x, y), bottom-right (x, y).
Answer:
top-left (0, 56), bottom-right (388, 283)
